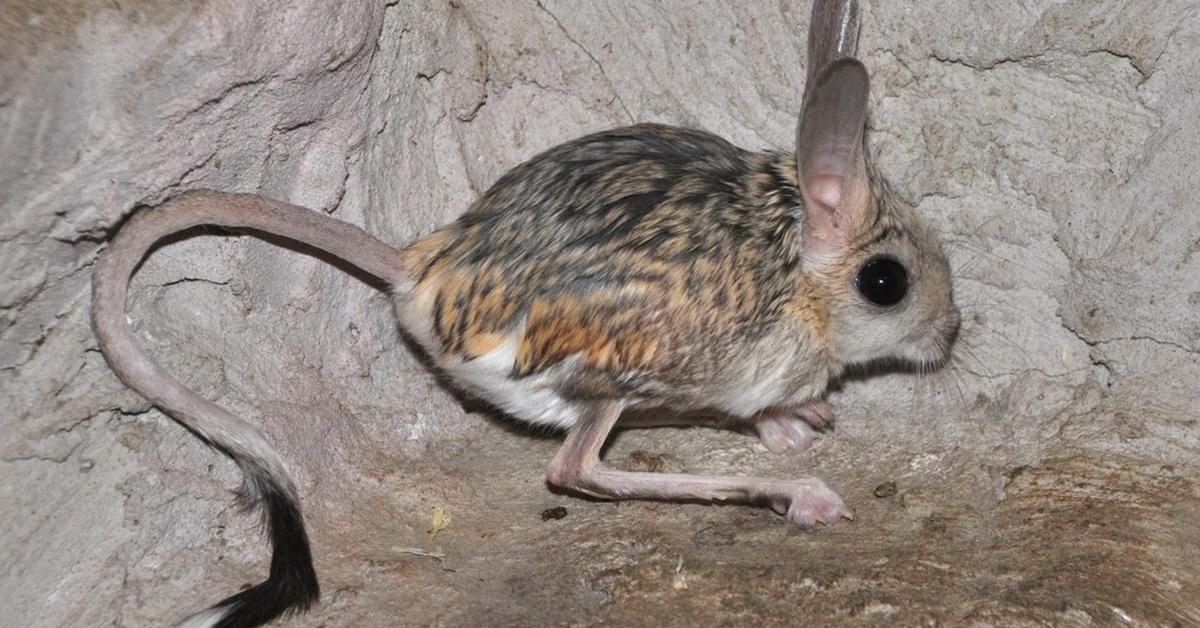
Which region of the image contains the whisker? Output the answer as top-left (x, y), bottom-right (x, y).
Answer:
top-left (944, 364), bottom-right (968, 414)
top-left (951, 253), bottom-right (987, 277)
top-left (952, 352), bottom-right (999, 403)
top-left (954, 301), bottom-right (1065, 337)
top-left (975, 328), bottom-right (1037, 366)
top-left (956, 343), bottom-right (994, 379)
top-left (908, 367), bottom-right (922, 422)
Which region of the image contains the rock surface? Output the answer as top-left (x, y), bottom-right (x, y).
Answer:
top-left (2, 1), bottom-right (1198, 625)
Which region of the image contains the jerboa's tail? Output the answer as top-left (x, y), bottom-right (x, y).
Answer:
top-left (92, 190), bottom-right (406, 627)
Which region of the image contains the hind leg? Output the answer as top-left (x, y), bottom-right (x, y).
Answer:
top-left (548, 401), bottom-right (852, 526)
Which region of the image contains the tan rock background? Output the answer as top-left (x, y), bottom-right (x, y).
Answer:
top-left (2, 1), bottom-right (1198, 625)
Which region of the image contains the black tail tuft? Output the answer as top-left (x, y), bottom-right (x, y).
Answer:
top-left (210, 484), bottom-right (320, 628)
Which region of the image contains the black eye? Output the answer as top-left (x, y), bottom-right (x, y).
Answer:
top-left (856, 257), bottom-right (908, 306)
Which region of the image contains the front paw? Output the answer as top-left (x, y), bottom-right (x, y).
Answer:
top-left (752, 400), bottom-right (835, 454)
top-left (791, 399), bottom-right (834, 430)
top-left (753, 413), bottom-right (817, 454)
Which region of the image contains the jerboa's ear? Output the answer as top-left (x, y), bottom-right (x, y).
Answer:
top-left (804, 0), bottom-right (861, 87)
top-left (796, 0), bottom-right (870, 266)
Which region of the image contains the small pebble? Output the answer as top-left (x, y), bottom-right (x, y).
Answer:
top-left (874, 481), bottom-right (898, 498)
top-left (541, 506), bottom-right (568, 521)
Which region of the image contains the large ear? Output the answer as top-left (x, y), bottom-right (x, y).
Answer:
top-left (805, 0), bottom-right (861, 88)
top-left (796, 2), bottom-right (870, 266)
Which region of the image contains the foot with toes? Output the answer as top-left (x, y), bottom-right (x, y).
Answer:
top-left (763, 478), bottom-right (853, 526)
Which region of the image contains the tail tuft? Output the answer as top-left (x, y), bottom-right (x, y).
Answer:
top-left (184, 480), bottom-right (319, 628)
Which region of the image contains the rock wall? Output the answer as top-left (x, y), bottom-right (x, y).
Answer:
top-left (2, 1), bottom-right (1198, 625)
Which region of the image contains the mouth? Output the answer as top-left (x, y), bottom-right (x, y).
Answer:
top-left (903, 343), bottom-right (951, 372)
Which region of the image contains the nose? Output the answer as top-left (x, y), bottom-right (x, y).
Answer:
top-left (922, 305), bottom-right (960, 358)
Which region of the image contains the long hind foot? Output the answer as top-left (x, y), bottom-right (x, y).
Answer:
top-left (548, 401), bottom-right (853, 527)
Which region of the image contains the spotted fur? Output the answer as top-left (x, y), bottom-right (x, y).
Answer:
top-left (397, 123), bottom-right (954, 427)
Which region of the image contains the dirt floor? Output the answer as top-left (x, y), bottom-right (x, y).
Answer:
top-left (299, 423), bottom-right (1200, 627)
top-left (3, 1), bottom-right (1200, 627)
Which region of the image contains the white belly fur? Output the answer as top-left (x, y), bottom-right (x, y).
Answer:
top-left (439, 333), bottom-right (583, 429)
top-left (393, 292), bottom-right (581, 429)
